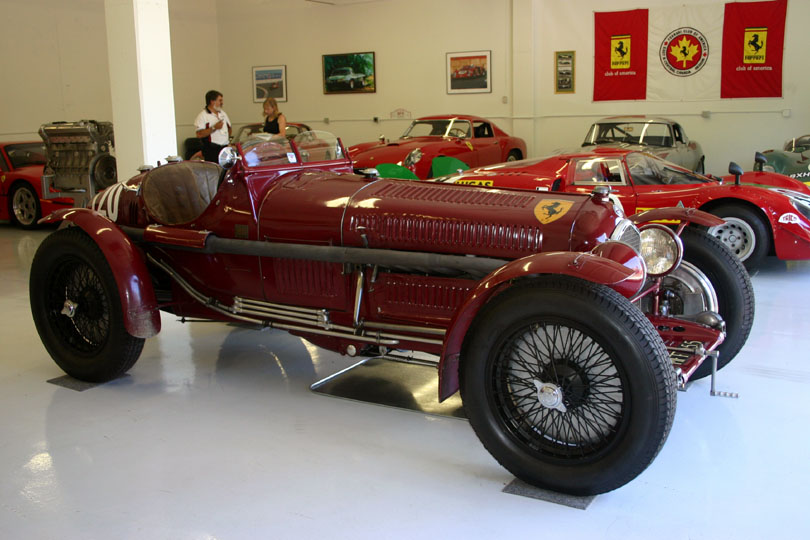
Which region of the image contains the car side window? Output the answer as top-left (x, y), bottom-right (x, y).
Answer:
top-left (672, 124), bottom-right (685, 144)
top-left (571, 158), bottom-right (626, 185)
top-left (0, 153), bottom-right (8, 172)
top-left (473, 122), bottom-right (493, 138)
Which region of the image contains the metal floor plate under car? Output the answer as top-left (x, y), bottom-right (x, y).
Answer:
top-left (310, 354), bottom-right (466, 419)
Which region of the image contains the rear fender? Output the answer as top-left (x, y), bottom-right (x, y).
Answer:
top-left (438, 250), bottom-right (643, 401)
top-left (41, 208), bottom-right (160, 338)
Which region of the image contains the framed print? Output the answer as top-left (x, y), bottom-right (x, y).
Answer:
top-left (446, 50), bottom-right (491, 94)
top-left (323, 52), bottom-right (376, 94)
top-left (554, 51), bottom-right (575, 94)
top-left (253, 65), bottom-right (286, 103)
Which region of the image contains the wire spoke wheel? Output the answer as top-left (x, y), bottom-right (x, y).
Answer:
top-left (460, 277), bottom-right (675, 495)
top-left (47, 256), bottom-right (111, 354)
top-left (30, 227), bottom-right (145, 382)
top-left (493, 320), bottom-right (625, 460)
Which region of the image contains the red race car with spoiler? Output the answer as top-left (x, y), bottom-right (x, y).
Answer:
top-left (30, 131), bottom-right (751, 496)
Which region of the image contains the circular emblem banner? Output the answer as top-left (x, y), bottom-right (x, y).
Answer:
top-left (660, 27), bottom-right (709, 77)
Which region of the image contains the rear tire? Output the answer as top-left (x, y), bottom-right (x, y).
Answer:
top-left (9, 183), bottom-right (41, 229)
top-left (460, 277), bottom-right (676, 495)
top-left (29, 227), bottom-right (144, 382)
top-left (506, 150), bottom-right (521, 162)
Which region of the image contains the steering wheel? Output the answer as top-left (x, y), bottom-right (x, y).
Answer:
top-left (448, 128), bottom-right (467, 138)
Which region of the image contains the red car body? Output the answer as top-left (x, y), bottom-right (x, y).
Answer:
top-left (30, 134), bottom-right (750, 496)
top-left (348, 115), bottom-right (526, 179)
top-left (439, 148), bottom-right (810, 268)
top-left (0, 141), bottom-right (73, 228)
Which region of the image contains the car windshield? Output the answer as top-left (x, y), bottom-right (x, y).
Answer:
top-left (240, 131), bottom-right (343, 167)
top-left (5, 143), bottom-right (47, 168)
top-left (332, 68), bottom-right (351, 76)
top-left (625, 152), bottom-right (711, 185)
top-left (401, 119), bottom-right (472, 139)
top-left (584, 121), bottom-right (673, 147)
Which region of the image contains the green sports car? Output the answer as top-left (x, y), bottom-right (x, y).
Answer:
top-left (755, 134), bottom-right (810, 184)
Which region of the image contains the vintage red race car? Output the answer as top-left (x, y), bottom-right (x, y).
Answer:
top-left (436, 148), bottom-right (810, 269)
top-left (348, 115), bottom-right (526, 179)
top-left (30, 131), bottom-right (753, 496)
top-left (0, 141), bottom-right (73, 228)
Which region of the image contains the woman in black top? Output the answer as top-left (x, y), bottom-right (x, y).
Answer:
top-left (262, 97), bottom-right (287, 137)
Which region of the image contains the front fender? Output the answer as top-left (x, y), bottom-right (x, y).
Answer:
top-left (630, 206), bottom-right (724, 227)
top-left (41, 208), bottom-right (160, 338)
top-left (437, 250), bottom-right (643, 401)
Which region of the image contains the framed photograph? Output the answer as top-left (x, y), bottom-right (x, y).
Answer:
top-left (554, 51), bottom-right (575, 94)
top-left (253, 65), bottom-right (286, 103)
top-left (323, 52), bottom-right (376, 94)
top-left (446, 50), bottom-right (491, 94)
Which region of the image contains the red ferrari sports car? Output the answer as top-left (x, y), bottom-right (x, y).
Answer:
top-left (437, 148), bottom-right (810, 269)
top-left (30, 130), bottom-right (751, 495)
top-left (348, 115), bottom-right (526, 179)
top-left (0, 141), bottom-right (73, 228)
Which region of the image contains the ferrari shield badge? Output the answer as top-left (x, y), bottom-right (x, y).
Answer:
top-left (534, 199), bottom-right (573, 224)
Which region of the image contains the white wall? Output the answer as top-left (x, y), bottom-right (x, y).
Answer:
top-left (0, 0), bottom-right (112, 141)
top-left (213, 0), bottom-right (515, 147)
top-left (0, 0), bottom-right (808, 173)
top-left (533, 0), bottom-right (810, 174)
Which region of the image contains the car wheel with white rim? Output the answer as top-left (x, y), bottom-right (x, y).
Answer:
top-left (707, 204), bottom-right (770, 270)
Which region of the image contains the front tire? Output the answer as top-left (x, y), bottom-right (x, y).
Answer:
top-left (29, 227), bottom-right (144, 382)
top-left (677, 228), bottom-right (754, 379)
top-left (9, 183), bottom-right (41, 229)
top-left (460, 277), bottom-right (676, 495)
top-left (707, 204), bottom-right (770, 269)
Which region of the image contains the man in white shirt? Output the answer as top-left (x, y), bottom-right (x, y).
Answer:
top-left (194, 90), bottom-right (232, 162)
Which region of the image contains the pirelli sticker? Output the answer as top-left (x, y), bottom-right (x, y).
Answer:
top-left (455, 179), bottom-right (493, 187)
top-left (534, 199), bottom-right (573, 224)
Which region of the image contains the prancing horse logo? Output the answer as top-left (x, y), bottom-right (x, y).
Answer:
top-left (534, 199), bottom-right (574, 224)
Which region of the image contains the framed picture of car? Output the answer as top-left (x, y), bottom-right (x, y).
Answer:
top-left (323, 52), bottom-right (376, 94)
top-left (554, 51), bottom-right (575, 94)
top-left (252, 65), bottom-right (286, 103)
top-left (447, 50), bottom-right (491, 94)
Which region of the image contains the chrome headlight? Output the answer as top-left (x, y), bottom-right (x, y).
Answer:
top-left (403, 148), bottom-right (423, 168)
top-left (639, 224), bottom-right (683, 277)
top-left (610, 218), bottom-right (641, 253)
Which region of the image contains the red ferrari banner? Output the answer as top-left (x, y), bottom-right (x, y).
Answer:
top-left (721, 0), bottom-right (787, 98)
top-left (593, 9), bottom-right (648, 101)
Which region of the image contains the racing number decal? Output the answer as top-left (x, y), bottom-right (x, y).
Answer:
top-left (91, 182), bottom-right (125, 221)
top-left (455, 179), bottom-right (493, 187)
top-left (534, 199), bottom-right (574, 224)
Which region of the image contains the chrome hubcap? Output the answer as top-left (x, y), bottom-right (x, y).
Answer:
top-left (60, 299), bottom-right (78, 319)
top-left (533, 379), bottom-right (568, 413)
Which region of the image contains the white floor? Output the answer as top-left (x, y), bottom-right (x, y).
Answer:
top-left (1, 225), bottom-right (809, 540)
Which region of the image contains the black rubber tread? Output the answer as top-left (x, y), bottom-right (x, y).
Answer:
top-left (506, 150), bottom-right (521, 161)
top-left (680, 227), bottom-right (755, 379)
top-left (459, 276), bottom-right (676, 495)
top-left (8, 182), bottom-right (41, 229)
top-left (29, 227), bottom-right (145, 382)
top-left (707, 203), bottom-right (771, 270)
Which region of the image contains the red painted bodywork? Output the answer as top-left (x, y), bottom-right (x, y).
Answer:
top-left (348, 114), bottom-right (527, 179)
top-left (51, 136), bottom-right (722, 400)
top-left (0, 141), bottom-right (74, 224)
top-left (443, 147), bottom-right (810, 261)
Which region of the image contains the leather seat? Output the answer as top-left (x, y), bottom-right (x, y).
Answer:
top-left (141, 161), bottom-right (222, 225)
